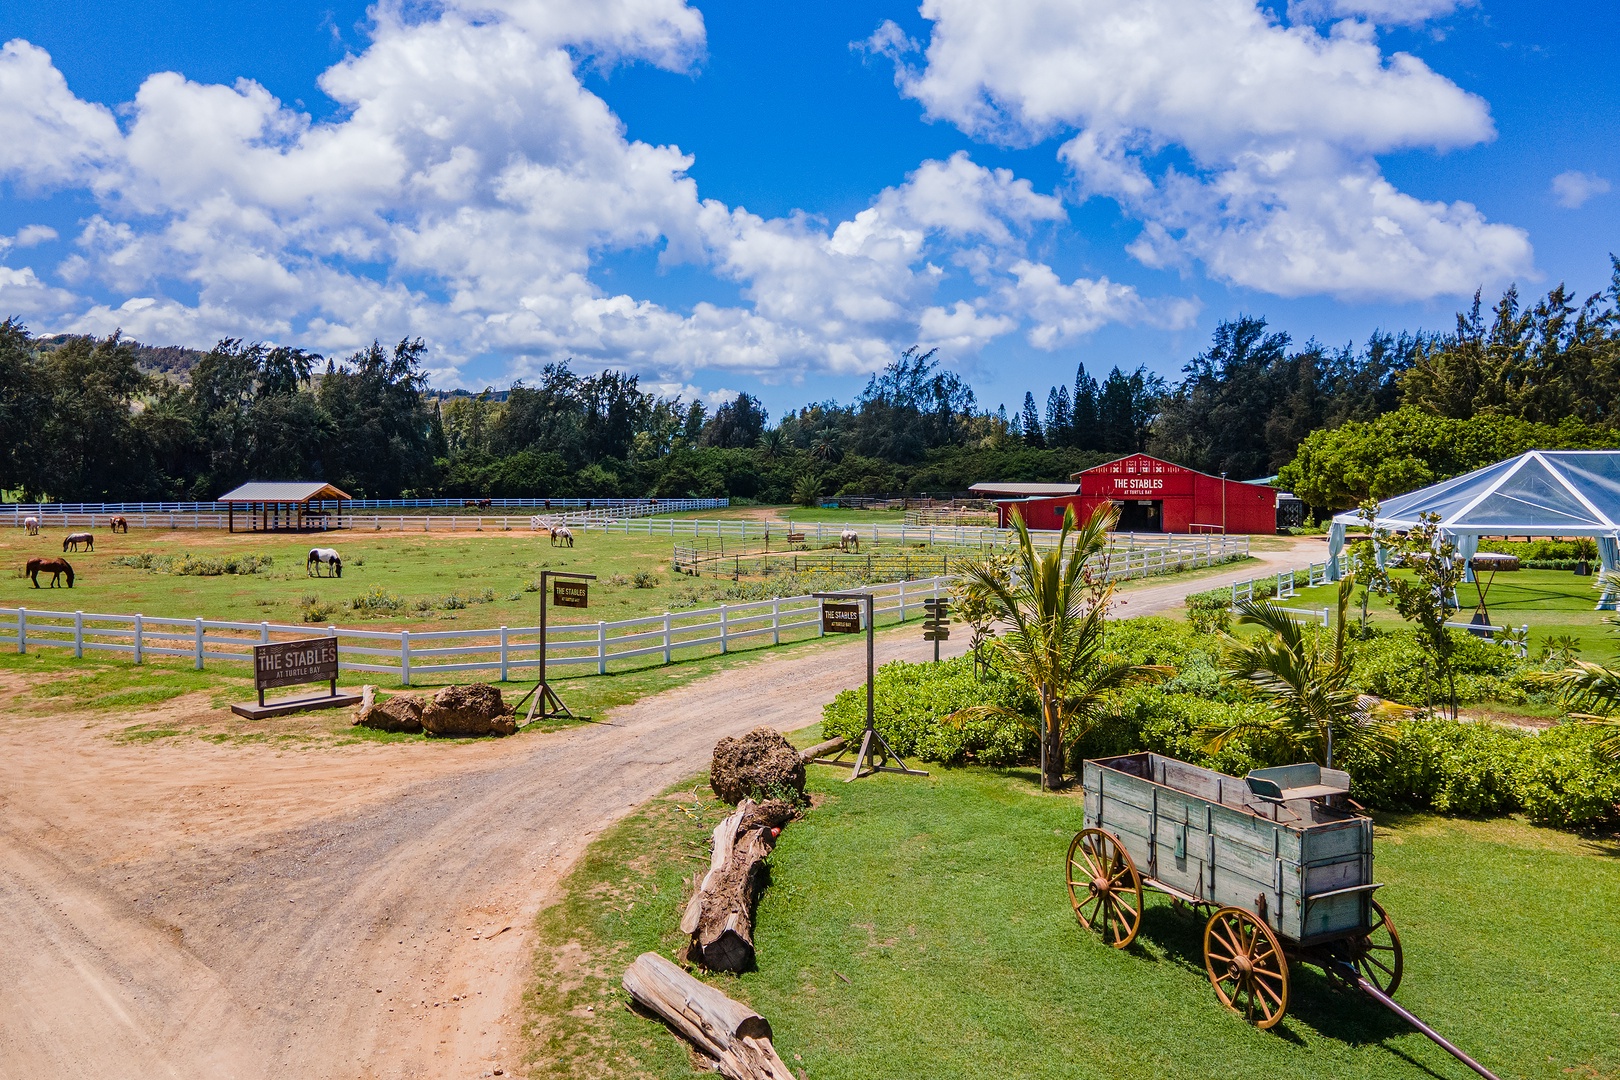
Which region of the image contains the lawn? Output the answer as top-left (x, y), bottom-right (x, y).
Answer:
top-left (1286, 569), bottom-right (1620, 659)
top-left (524, 760), bottom-right (1620, 1080)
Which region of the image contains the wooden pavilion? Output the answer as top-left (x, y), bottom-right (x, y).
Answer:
top-left (217, 481), bottom-right (352, 533)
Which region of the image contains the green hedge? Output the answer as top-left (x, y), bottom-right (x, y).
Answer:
top-left (821, 657), bottom-right (1037, 766)
top-left (821, 619), bottom-right (1620, 832)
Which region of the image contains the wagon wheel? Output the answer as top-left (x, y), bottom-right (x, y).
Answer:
top-left (1336, 899), bottom-right (1404, 996)
top-left (1204, 907), bottom-right (1290, 1029)
top-left (1065, 828), bottom-right (1143, 948)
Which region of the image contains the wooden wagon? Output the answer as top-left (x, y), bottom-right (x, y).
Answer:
top-left (1067, 752), bottom-right (1499, 1078)
top-left (1071, 752), bottom-right (1399, 1025)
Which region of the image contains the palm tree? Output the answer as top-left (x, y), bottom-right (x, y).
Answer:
top-left (951, 503), bottom-right (1162, 790)
top-left (1204, 578), bottom-right (1407, 767)
top-left (791, 471), bottom-right (822, 508)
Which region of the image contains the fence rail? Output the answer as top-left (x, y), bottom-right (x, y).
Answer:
top-left (4, 497), bottom-right (728, 515)
top-left (0, 577), bottom-right (949, 687)
top-left (4, 502), bottom-right (723, 534)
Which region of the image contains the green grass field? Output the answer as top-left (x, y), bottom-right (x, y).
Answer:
top-left (525, 760), bottom-right (1620, 1080)
top-left (0, 525), bottom-right (942, 630)
top-left (1285, 569), bottom-right (1620, 659)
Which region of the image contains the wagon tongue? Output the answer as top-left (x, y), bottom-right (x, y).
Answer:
top-left (1334, 962), bottom-right (1501, 1080)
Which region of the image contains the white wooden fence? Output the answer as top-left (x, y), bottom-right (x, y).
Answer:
top-left (0, 577), bottom-right (949, 687)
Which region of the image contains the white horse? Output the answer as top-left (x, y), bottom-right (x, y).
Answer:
top-left (840, 529), bottom-right (860, 553)
top-left (63, 532), bottom-right (94, 552)
top-left (307, 548), bottom-right (342, 577)
top-left (23, 516), bottom-right (38, 536)
top-left (550, 526), bottom-right (574, 548)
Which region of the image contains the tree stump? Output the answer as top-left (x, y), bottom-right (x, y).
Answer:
top-left (683, 798), bottom-right (793, 972)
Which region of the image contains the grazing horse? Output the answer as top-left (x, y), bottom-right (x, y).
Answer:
top-left (63, 532), bottom-right (94, 552)
top-left (23, 516), bottom-right (38, 535)
top-left (478, 498), bottom-right (492, 509)
top-left (26, 557), bottom-right (73, 588)
top-left (550, 526), bottom-right (574, 548)
top-left (307, 548), bottom-right (342, 578)
top-left (840, 529), bottom-right (860, 553)
top-left (109, 516), bottom-right (128, 533)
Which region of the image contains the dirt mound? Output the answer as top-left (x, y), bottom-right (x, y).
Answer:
top-left (709, 728), bottom-right (804, 805)
top-left (354, 694), bottom-right (424, 734)
top-left (421, 684), bottom-right (516, 738)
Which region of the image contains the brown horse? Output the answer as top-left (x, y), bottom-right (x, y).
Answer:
top-left (109, 516), bottom-right (128, 533)
top-left (26, 557), bottom-right (74, 588)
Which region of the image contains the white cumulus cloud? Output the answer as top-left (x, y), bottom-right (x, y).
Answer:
top-left (1551, 170), bottom-right (1611, 210)
top-left (881, 0), bottom-right (1531, 301)
top-left (0, 2), bottom-right (1181, 387)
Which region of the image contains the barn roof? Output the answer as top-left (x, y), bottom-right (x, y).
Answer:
top-left (1330, 450), bottom-right (1620, 535)
top-left (969, 482), bottom-right (1082, 497)
top-left (216, 481), bottom-right (352, 503)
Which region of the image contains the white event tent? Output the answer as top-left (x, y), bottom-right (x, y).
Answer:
top-left (1328, 450), bottom-right (1620, 594)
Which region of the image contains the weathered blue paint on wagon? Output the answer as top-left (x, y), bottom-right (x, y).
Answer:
top-left (1082, 752), bottom-right (1379, 945)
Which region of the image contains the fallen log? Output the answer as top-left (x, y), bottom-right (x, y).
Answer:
top-left (622, 952), bottom-right (793, 1080)
top-left (799, 735), bottom-right (846, 762)
top-left (686, 798), bottom-right (795, 972)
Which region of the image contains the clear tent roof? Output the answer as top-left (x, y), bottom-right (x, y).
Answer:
top-left (1331, 451), bottom-right (1620, 536)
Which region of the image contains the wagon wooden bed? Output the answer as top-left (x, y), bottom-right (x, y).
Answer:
top-left (1068, 752), bottom-right (1498, 1079)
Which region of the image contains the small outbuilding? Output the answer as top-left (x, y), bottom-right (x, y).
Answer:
top-left (217, 481), bottom-right (352, 532)
top-left (988, 453), bottom-right (1279, 533)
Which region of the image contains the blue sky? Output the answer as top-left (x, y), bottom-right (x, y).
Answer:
top-left (0, 0), bottom-right (1615, 419)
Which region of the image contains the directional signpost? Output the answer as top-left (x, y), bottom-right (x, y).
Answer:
top-left (922, 597), bottom-right (951, 662)
top-left (513, 569), bottom-right (596, 725)
top-left (808, 591), bottom-right (927, 782)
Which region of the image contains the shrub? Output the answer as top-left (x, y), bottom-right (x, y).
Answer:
top-left (631, 569), bottom-right (659, 588)
top-left (822, 657), bottom-right (1037, 766)
top-left (109, 551), bottom-right (273, 576)
top-left (300, 594), bottom-right (337, 623)
top-left (349, 586), bottom-right (405, 615)
top-left (1512, 723), bottom-right (1620, 829)
top-left (1347, 627), bottom-right (1536, 707)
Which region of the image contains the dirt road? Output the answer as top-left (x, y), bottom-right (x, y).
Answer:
top-left (0, 540), bottom-right (1310, 1078)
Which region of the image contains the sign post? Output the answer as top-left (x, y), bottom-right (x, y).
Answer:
top-left (232, 635), bottom-right (359, 718)
top-left (922, 597), bottom-right (951, 662)
top-left (808, 591), bottom-right (927, 782)
top-left (512, 570), bottom-right (596, 725)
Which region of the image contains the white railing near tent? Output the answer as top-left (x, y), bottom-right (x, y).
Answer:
top-left (0, 577), bottom-right (949, 687)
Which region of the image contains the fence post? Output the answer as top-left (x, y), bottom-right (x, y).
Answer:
top-left (720, 605), bottom-right (729, 654)
top-left (772, 599), bottom-right (780, 645)
top-left (898, 579), bottom-right (907, 621)
top-left (16, 607), bottom-right (24, 654)
top-left (597, 621), bottom-right (607, 674)
top-left (134, 614), bottom-right (143, 665)
top-left (194, 617), bottom-right (204, 670)
top-left (401, 630), bottom-right (412, 686)
top-left (74, 610), bottom-right (83, 659)
top-left (499, 626), bottom-right (509, 681)
top-left (664, 613), bottom-right (673, 663)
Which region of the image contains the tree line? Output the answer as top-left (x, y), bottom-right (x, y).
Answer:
top-left (2, 257), bottom-right (1617, 507)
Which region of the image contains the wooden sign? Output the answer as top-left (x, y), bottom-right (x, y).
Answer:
top-left (821, 602), bottom-right (862, 634)
top-left (553, 580), bottom-right (589, 608)
top-left (254, 636), bottom-right (338, 693)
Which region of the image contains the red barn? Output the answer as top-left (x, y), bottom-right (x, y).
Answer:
top-left (988, 454), bottom-right (1278, 534)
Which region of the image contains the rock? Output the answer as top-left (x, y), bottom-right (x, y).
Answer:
top-left (355, 693), bottom-right (424, 733)
top-left (421, 683), bottom-right (516, 738)
top-left (709, 727), bottom-right (805, 805)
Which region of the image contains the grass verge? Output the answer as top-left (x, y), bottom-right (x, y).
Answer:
top-left (524, 764), bottom-right (1620, 1080)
